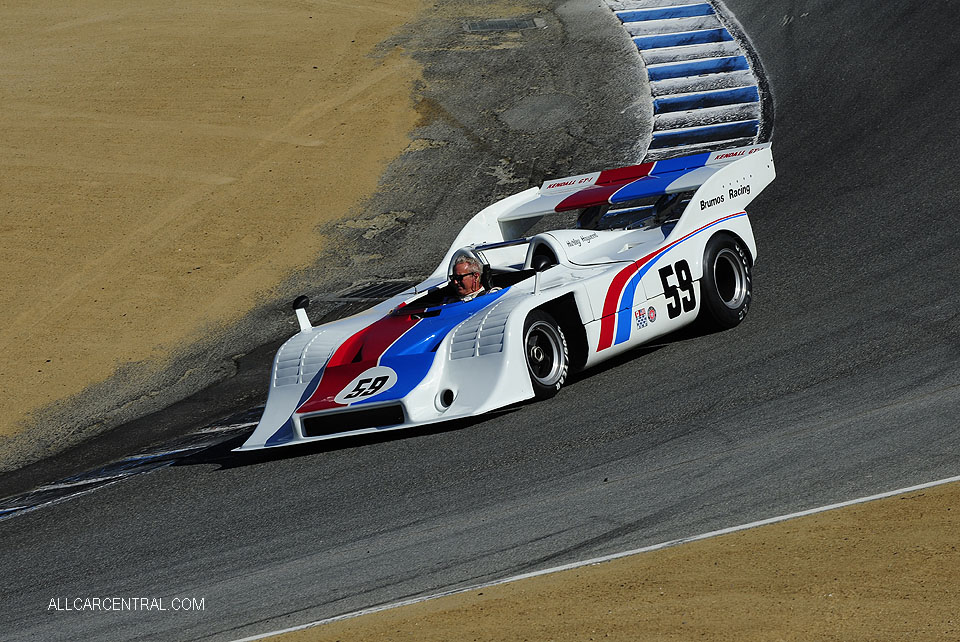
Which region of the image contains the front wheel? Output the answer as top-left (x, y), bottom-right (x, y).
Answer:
top-left (523, 310), bottom-right (569, 399)
top-left (699, 233), bottom-right (752, 330)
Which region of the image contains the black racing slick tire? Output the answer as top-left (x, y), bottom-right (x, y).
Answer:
top-left (523, 310), bottom-right (569, 399)
top-left (699, 233), bottom-right (752, 330)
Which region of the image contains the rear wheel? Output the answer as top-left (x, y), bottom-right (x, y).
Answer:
top-left (699, 233), bottom-right (752, 329)
top-left (523, 310), bottom-right (568, 399)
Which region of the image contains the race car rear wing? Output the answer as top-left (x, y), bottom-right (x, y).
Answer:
top-left (516, 142), bottom-right (773, 219)
top-left (434, 143), bottom-right (775, 279)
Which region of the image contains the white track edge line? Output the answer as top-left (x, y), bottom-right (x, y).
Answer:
top-left (229, 473), bottom-right (960, 642)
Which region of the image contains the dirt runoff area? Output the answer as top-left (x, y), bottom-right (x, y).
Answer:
top-left (269, 480), bottom-right (960, 641)
top-left (0, 0), bottom-right (424, 467)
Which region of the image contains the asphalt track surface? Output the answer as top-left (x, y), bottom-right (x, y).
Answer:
top-left (3, 2), bottom-right (960, 640)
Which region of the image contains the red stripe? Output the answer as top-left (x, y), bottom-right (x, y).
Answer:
top-left (556, 163), bottom-right (655, 212)
top-left (556, 185), bottom-right (621, 212)
top-left (296, 314), bottom-right (420, 414)
top-left (597, 263), bottom-right (639, 351)
top-left (595, 162), bottom-right (655, 185)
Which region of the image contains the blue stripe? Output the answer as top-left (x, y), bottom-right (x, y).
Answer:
top-left (654, 86), bottom-right (760, 114)
top-left (614, 274), bottom-right (645, 345)
top-left (613, 213), bottom-right (747, 346)
top-left (609, 174), bottom-right (676, 203)
top-left (633, 28), bottom-right (732, 51)
top-left (614, 247), bottom-right (672, 346)
top-left (265, 417), bottom-right (297, 446)
top-left (651, 152), bottom-right (711, 174)
top-left (357, 288), bottom-right (511, 405)
top-left (608, 148), bottom-right (744, 208)
top-left (648, 55), bottom-right (749, 81)
top-left (650, 120), bottom-right (759, 149)
top-left (617, 4), bottom-right (714, 22)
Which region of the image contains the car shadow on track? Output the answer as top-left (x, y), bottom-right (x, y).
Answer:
top-left (173, 406), bottom-right (524, 471)
top-left (566, 322), bottom-right (709, 384)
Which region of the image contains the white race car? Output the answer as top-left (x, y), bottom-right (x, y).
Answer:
top-left (237, 143), bottom-right (775, 450)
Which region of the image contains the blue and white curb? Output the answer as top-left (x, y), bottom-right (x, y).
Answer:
top-left (605, 0), bottom-right (769, 160)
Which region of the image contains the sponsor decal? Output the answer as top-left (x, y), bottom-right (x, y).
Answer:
top-left (334, 366), bottom-right (398, 405)
top-left (700, 194), bottom-right (724, 209)
top-left (634, 309), bottom-right (648, 330)
top-left (543, 172), bottom-right (600, 193)
top-left (713, 146), bottom-right (764, 161)
top-left (567, 232), bottom-right (600, 248)
top-left (714, 150), bottom-right (746, 160)
top-left (728, 185), bottom-right (750, 199)
top-left (647, 306), bottom-right (656, 323)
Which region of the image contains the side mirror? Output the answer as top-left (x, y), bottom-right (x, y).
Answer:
top-left (292, 295), bottom-right (312, 331)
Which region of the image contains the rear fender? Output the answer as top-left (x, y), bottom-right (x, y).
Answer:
top-left (667, 145), bottom-right (774, 249)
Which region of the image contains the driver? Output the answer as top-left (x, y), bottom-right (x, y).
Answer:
top-left (446, 256), bottom-right (493, 303)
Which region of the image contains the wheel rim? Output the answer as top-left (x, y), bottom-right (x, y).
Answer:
top-left (713, 248), bottom-right (747, 309)
top-left (525, 321), bottom-right (564, 387)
